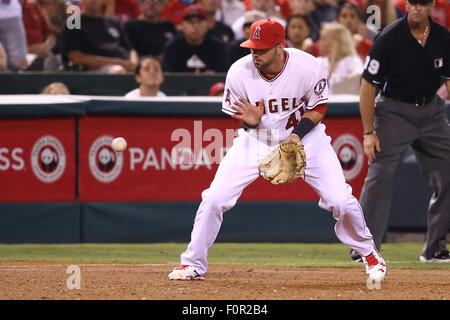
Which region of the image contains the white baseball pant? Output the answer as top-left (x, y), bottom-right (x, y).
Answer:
top-left (180, 124), bottom-right (375, 275)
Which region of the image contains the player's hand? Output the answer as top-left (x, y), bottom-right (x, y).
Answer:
top-left (363, 133), bottom-right (381, 162)
top-left (231, 98), bottom-right (264, 127)
top-left (284, 133), bottom-right (300, 144)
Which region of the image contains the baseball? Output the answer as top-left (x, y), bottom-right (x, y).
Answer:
top-left (112, 137), bottom-right (127, 152)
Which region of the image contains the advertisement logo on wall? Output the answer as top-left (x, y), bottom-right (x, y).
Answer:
top-left (78, 117), bottom-right (369, 201)
top-left (332, 134), bottom-right (363, 181)
top-left (31, 135), bottom-right (66, 183)
top-left (89, 135), bottom-right (123, 183)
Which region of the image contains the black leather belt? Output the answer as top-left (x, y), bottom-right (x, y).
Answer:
top-left (384, 94), bottom-right (435, 106)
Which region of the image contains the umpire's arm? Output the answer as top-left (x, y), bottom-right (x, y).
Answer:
top-left (359, 78), bottom-right (381, 162)
top-left (360, 79), bottom-right (376, 134)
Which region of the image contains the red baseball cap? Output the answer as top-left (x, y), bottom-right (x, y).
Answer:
top-left (182, 4), bottom-right (207, 20)
top-left (240, 19), bottom-right (285, 50)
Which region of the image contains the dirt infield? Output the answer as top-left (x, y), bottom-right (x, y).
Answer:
top-left (0, 262), bottom-right (449, 300)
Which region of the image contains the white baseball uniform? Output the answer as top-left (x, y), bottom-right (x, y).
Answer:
top-left (180, 48), bottom-right (376, 275)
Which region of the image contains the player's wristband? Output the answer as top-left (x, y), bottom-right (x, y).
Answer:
top-left (292, 117), bottom-right (315, 139)
top-left (363, 130), bottom-right (376, 137)
top-left (242, 120), bottom-right (259, 129)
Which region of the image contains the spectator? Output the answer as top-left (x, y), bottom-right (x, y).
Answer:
top-left (340, 0), bottom-right (378, 40)
top-left (162, 4), bottom-right (227, 73)
top-left (365, 0), bottom-right (398, 32)
top-left (289, 0), bottom-right (320, 41)
top-left (37, 0), bottom-right (70, 71)
top-left (124, 0), bottom-right (177, 61)
top-left (227, 10), bottom-right (266, 66)
top-left (60, 0), bottom-right (138, 73)
top-left (125, 57), bottom-right (166, 97)
top-left (209, 81), bottom-right (225, 96)
top-left (310, 0), bottom-right (339, 30)
top-left (285, 14), bottom-right (314, 53)
top-left (41, 82), bottom-right (70, 94)
top-left (198, 0), bottom-right (235, 43)
top-left (215, 0), bottom-right (246, 28)
top-left (317, 22), bottom-right (363, 95)
top-left (337, 0), bottom-right (376, 61)
top-left (232, 0), bottom-right (287, 40)
top-left (395, 0), bottom-right (450, 30)
top-left (21, 0), bottom-right (57, 70)
top-left (0, 0), bottom-right (28, 70)
top-left (0, 42), bottom-right (8, 71)
top-left (36, 0), bottom-right (68, 33)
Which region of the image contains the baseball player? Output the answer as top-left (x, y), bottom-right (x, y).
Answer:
top-left (169, 19), bottom-right (386, 281)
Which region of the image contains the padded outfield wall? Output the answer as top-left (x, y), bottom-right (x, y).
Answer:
top-left (0, 93), bottom-right (447, 243)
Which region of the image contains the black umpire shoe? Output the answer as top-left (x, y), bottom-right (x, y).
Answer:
top-left (349, 249), bottom-right (362, 262)
top-left (419, 249), bottom-right (450, 263)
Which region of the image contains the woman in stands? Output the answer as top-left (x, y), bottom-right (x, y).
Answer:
top-left (316, 22), bottom-right (363, 95)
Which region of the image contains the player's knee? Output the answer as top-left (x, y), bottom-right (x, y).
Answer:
top-left (201, 188), bottom-right (235, 214)
top-left (320, 193), bottom-right (358, 220)
top-left (320, 194), bottom-right (347, 212)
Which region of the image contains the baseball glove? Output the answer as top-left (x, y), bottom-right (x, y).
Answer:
top-left (258, 142), bottom-right (306, 185)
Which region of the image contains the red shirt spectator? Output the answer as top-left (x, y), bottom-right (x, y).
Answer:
top-left (108, 0), bottom-right (141, 23)
top-left (310, 42), bottom-right (319, 57)
top-left (79, 0), bottom-right (141, 24)
top-left (356, 37), bottom-right (372, 61)
top-left (159, 0), bottom-right (187, 26)
top-left (395, 0), bottom-right (450, 29)
top-left (277, 0), bottom-right (293, 19)
top-left (22, 2), bottom-right (49, 46)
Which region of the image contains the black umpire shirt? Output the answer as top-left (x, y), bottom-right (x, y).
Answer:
top-left (362, 15), bottom-right (450, 99)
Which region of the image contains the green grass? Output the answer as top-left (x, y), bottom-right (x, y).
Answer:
top-left (0, 243), bottom-right (449, 270)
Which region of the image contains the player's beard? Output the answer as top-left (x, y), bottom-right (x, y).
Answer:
top-left (252, 48), bottom-right (278, 71)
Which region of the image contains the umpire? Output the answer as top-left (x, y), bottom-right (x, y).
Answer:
top-left (355, 0), bottom-right (450, 262)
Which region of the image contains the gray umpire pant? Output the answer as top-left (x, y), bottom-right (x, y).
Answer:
top-left (359, 95), bottom-right (450, 259)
